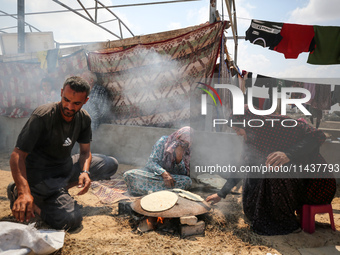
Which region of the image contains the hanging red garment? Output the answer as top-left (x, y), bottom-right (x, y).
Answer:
top-left (258, 98), bottom-right (265, 110)
top-left (274, 23), bottom-right (315, 59)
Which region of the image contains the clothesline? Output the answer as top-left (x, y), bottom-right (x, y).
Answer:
top-left (221, 15), bottom-right (252, 21)
top-left (244, 19), bottom-right (340, 65)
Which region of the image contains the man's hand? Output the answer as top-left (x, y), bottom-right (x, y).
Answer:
top-left (161, 171), bottom-right (175, 188)
top-left (206, 193), bottom-right (221, 205)
top-left (12, 193), bottom-right (35, 222)
top-left (266, 151), bottom-right (290, 167)
top-left (77, 172), bottom-right (91, 195)
top-left (9, 148), bottom-right (35, 222)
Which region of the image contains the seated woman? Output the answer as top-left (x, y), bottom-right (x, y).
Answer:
top-left (206, 107), bottom-right (336, 236)
top-left (123, 126), bottom-right (193, 196)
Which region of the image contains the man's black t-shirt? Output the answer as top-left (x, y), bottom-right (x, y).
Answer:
top-left (16, 102), bottom-right (92, 186)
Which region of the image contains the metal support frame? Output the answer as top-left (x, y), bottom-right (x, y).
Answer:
top-left (209, 0), bottom-right (216, 23)
top-left (50, 0), bottom-right (197, 40)
top-left (17, 0), bottom-right (25, 53)
top-left (209, 0), bottom-right (238, 65)
top-left (1, 0), bottom-right (200, 45)
top-left (0, 0), bottom-right (199, 17)
top-left (225, 0), bottom-right (238, 65)
top-left (0, 10), bottom-right (41, 33)
top-left (52, 0), bottom-right (133, 39)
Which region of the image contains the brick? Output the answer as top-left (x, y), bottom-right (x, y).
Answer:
top-left (180, 216), bottom-right (198, 226)
top-left (180, 220), bottom-right (205, 238)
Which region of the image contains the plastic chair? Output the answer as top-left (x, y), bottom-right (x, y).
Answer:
top-left (300, 204), bottom-right (336, 234)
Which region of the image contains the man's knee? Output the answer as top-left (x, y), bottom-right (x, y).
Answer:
top-left (44, 206), bottom-right (83, 231)
top-left (38, 190), bottom-right (83, 231)
top-left (90, 154), bottom-right (119, 180)
top-left (107, 156), bottom-right (119, 174)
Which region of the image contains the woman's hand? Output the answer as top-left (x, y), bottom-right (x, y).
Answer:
top-left (161, 171), bottom-right (175, 188)
top-left (265, 151), bottom-right (290, 167)
top-left (206, 193), bottom-right (221, 205)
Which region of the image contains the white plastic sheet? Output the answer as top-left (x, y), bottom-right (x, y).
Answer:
top-left (0, 222), bottom-right (65, 255)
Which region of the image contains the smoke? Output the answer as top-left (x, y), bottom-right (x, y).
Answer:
top-left (104, 46), bottom-right (191, 128)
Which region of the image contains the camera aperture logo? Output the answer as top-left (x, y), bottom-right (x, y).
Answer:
top-left (197, 82), bottom-right (312, 128)
top-left (197, 82), bottom-right (222, 113)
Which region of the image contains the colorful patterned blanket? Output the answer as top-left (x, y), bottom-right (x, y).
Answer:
top-left (88, 21), bottom-right (227, 127)
top-left (91, 179), bottom-right (132, 204)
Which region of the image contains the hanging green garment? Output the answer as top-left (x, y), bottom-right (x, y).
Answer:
top-left (307, 26), bottom-right (340, 65)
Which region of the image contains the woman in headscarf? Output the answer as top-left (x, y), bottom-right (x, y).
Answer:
top-left (206, 107), bottom-right (336, 235)
top-left (124, 126), bottom-right (193, 196)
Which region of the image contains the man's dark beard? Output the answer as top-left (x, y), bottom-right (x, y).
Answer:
top-left (60, 104), bottom-right (77, 117)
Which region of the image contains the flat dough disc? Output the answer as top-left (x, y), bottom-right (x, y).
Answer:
top-left (140, 191), bottom-right (178, 212)
top-left (173, 188), bottom-right (204, 202)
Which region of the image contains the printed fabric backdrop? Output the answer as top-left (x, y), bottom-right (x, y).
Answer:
top-left (0, 62), bottom-right (45, 118)
top-left (87, 21), bottom-right (227, 127)
top-left (0, 49), bottom-right (89, 118)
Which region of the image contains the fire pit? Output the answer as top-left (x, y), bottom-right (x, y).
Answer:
top-left (120, 190), bottom-right (211, 238)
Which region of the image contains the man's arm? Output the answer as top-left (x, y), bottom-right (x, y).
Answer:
top-left (9, 148), bottom-right (35, 222)
top-left (77, 143), bottom-right (92, 195)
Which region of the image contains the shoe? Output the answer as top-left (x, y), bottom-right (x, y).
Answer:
top-left (292, 227), bottom-right (302, 233)
top-left (7, 182), bottom-right (17, 210)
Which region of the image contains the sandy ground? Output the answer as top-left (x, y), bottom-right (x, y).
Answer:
top-left (0, 150), bottom-right (340, 255)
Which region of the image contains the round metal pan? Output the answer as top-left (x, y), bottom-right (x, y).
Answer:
top-left (131, 196), bottom-right (211, 218)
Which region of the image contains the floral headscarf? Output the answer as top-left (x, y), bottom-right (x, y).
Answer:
top-left (162, 126), bottom-right (193, 176)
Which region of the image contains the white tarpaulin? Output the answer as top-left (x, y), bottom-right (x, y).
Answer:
top-left (0, 222), bottom-right (65, 255)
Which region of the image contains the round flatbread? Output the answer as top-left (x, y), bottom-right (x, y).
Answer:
top-left (140, 191), bottom-right (178, 212)
top-left (178, 191), bottom-right (204, 202)
top-left (172, 189), bottom-right (204, 202)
